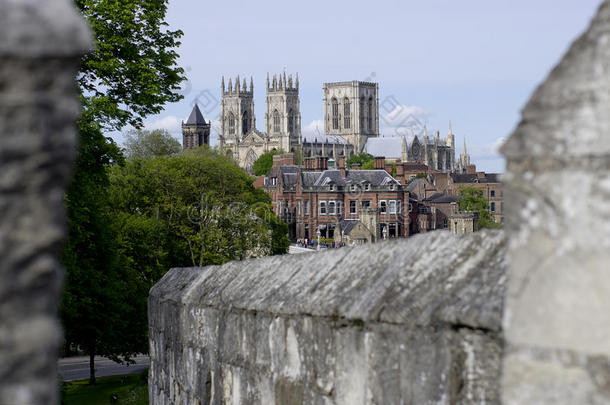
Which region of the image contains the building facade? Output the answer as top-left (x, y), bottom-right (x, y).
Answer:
top-left (323, 81), bottom-right (379, 153)
top-left (264, 154), bottom-right (409, 242)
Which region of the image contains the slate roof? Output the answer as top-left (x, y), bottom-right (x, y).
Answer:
top-left (424, 193), bottom-right (457, 204)
top-left (271, 167), bottom-right (401, 190)
top-left (451, 173), bottom-right (501, 184)
top-left (338, 219), bottom-right (360, 235)
top-left (185, 105), bottom-right (207, 125)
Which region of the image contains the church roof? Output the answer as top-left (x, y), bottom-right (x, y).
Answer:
top-left (185, 104), bottom-right (207, 125)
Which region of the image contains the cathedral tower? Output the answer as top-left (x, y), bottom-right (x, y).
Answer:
top-left (323, 81), bottom-right (379, 153)
top-left (265, 72), bottom-right (301, 152)
top-left (219, 75), bottom-right (256, 149)
top-left (182, 104), bottom-right (210, 149)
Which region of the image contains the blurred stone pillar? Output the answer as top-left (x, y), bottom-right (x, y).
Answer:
top-left (0, 1), bottom-right (90, 404)
top-left (501, 1), bottom-right (610, 403)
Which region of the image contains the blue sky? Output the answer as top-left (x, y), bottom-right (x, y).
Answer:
top-left (122, 0), bottom-right (602, 173)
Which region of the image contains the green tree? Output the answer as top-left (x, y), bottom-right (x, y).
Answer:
top-left (252, 150), bottom-right (283, 176)
top-left (457, 186), bottom-right (501, 230)
top-left (123, 128), bottom-right (181, 159)
top-left (346, 153), bottom-right (374, 168)
top-left (62, 0), bottom-right (185, 384)
top-left (108, 147), bottom-right (289, 267)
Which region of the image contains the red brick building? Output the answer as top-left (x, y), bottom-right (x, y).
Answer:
top-left (264, 155), bottom-right (410, 242)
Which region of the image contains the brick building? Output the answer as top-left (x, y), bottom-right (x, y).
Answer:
top-left (264, 154), bottom-right (410, 242)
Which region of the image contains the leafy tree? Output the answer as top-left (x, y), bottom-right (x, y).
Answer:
top-left (252, 150), bottom-right (283, 176)
top-left (361, 160), bottom-right (375, 170)
top-left (346, 153), bottom-right (374, 168)
top-left (75, 0), bottom-right (185, 130)
top-left (61, 0), bottom-right (185, 384)
top-left (457, 186), bottom-right (501, 230)
top-left (108, 147), bottom-right (289, 268)
top-left (123, 128), bottom-right (181, 159)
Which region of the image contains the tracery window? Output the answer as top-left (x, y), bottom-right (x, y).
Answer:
top-left (344, 98), bottom-right (351, 129)
top-left (332, 98), bottom-right (339, 130)
top-left (273, 110), bottom-right (280, 133)
top-left (228, 113), bottom-right (235, 135)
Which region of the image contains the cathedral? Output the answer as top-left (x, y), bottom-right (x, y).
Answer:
top-left (182, 74), bottom-right (465, 173)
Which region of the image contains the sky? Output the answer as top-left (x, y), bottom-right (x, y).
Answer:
top-left (118, 0), bottom-right (603, 173)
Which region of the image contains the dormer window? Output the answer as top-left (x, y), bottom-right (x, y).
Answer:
top-left (329, 184), bottom-right (335, 191)
top-left (350, 184), bottom-right (357, 192)
top-left (389, 184), bottom-right (395, 191)
top-left (364, 183), bottom-right (370, 191)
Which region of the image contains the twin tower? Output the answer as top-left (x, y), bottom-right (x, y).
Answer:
top-left (219, 72), bottom-right (301, 153)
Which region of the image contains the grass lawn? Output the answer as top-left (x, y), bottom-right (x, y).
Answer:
top-left (63, 371), bottom-right (148, 405)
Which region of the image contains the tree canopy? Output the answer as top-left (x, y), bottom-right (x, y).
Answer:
top-left (62, 0), bottom-right (185, 384)
top-left (123, 128), bottom-right (182, 159)
top-left (457, 186), bottom-right (501, 230)
top-left (346, 153), bottom-right (374, 168)
top-left (74, 0), bottom-right (185, 130)
top-left (252, 150), bottom-right (283, 176)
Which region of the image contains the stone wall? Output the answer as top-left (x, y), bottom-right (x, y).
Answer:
top-left (500, 1), bottom-right (610, 403)
top-left (149, 230), bottom-right (506, 404)
top-left (0, 1), bottom-right (90, 404)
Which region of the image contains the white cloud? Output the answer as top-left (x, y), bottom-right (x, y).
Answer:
top-left (469, 137), bottom-right (507, 160)
top-left (144, 115), bottom-right (182, 136)
top-left (379, 104), bottom-right (429, 140)
top-left (302, 119), bottom-right (324, 137)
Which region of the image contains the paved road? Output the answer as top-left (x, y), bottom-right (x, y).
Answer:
top-left (58, 355), bottom-right (150, 382)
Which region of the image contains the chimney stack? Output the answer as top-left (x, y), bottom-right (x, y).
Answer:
top-left (374, 156), bottom-right (385, 169)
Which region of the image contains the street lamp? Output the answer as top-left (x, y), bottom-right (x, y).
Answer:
top-left (316, 228), bottom-right (321, 251)
top-left (383, 226), bottom-right (387, 240)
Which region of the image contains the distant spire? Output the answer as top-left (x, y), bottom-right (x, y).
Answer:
top-left (242, 77), bottom-right (247, 92)
top-left (463, 136), bottom-right (467, 154)
top-left (283, 71), bottom-right (287, 89)
top-left (449, 120), bottom-right (453, 135)
top-left (228, 77), bottom-right (233, 92)
top-left (423, 125), bottom-right (428, 139)
top-left (273, 74), bottom-right (277, 90)
top-left (288, 74), bottom-right (293, 89)
top-left (250, 76), bottom-right (254, 92)
top-left (236, 75), bottom-right (240, 92)
top-left (266, 72), bottom-right (270, 89)
top-left (296, 72), bottom-right (299, 89)
top-left (221, 76), bottom-right (225, 93)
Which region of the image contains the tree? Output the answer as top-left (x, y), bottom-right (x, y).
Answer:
top-left (123, 128), bottom-right (181, 159)
top-left (61, 0), bottom-right (185, 384)
top-left (346, 153), bottom-right (374, 168)
top-left (252, 150), bottom-right (283, 176)
top-left (457, 186), bottom-right (501, 230)
top-left (108, 147), bottom-right (289, 268)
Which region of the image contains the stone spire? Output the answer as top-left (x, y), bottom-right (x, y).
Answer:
top-left (296, 72), bottom-right (299, 89)
top-left (236, 75), bottom-right (240, 93)
top-left (401, 136), bottom-right (408, 161)
top-left (463, 136), bottom-right (467, 155)
top-left (288, 74), bottom-right (293, 89)
top-left (221, 76), bottom-right (225, 94)
top-left (242, 77), bottom-right (247, 92)
top-left (228, 77), bottom-right (233, 92)
top-left (272, 74), bottom-right (277, 90)
top-left (266, 72), bottom-right (270, 90)
top-left (283, 71), bottom-right (287, 89)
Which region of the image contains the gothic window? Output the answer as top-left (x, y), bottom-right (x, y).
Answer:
top-left (288, 108), bottom-right (294, 134)
top-left (228, 113), bottom-right (235, 135)
top-left (344, 98), bottom-right (351, 129)
top-left (331, 98), bottom-right (339, 130)
top-left (273, 110), bottom-right (280, 133)
top-left (367, 97), bottom-right (373, 131)
top-left (242, 110), bottom-right (249, 135)
top-left (359, 96), bottom-right (365, 130)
